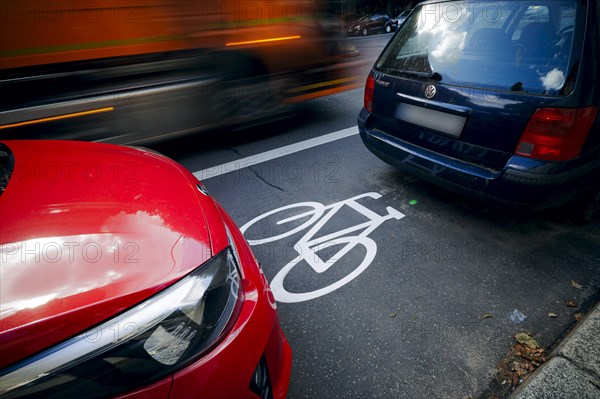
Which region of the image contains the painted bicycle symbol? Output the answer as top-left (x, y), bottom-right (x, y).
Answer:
top-left (240, 192), bottom-right (405, 303)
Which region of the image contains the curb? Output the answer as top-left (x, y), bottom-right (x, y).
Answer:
top-left (509, 302), bottom-right (600, 399)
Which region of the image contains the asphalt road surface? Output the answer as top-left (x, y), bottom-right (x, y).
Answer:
top-left (151, 33), bottom-right (600, 399)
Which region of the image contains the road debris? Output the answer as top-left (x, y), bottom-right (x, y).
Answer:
top-left (508, 309), bottom-right (527, 324)
top-left (497, 333), bottom-right (547, 389)
top-left (566, 300), bottom-right (578, 308)
top-left (571, 280), bottom-right (583, 289)
top-left (515, 333), bottom-right (539, 349)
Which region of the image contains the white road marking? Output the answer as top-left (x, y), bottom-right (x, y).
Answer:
top-left (240, 192), bottom-right (405, 303)
top-left (193, 126), bottom-right (358, 180)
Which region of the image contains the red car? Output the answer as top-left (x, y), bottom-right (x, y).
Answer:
top-left (0, 141), bottom-right (291, 399)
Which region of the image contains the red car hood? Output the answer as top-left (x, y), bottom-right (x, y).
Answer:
top-left (0, 141), bottom-right (220, 369)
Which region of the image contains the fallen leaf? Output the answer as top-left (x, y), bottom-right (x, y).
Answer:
top-left (515, 333), bottom-right (539, 349)
top-left (483, 314), bottom-right (493, 319)
top-left (575, 313), bottom-right (584, 321)
top-left (571, 280), bottom-right (583, 289)
top-left (389, 312), bottom-right (397, 318)
top-left (514, 343), bottom-right (546, 362)
top-left (566, 300), bottom-right (578, 308)
top-left (548, 312), bottom-right (558, 318)
top-left (497, 338), bottom-right (547, 389)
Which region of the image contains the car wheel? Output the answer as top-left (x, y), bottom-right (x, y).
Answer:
top-left (572, 185), bottom-right (600, 224)
top-left (385, 25), bottom-right (391, 33)
top-left (362, 28), bottom-right (368, 36)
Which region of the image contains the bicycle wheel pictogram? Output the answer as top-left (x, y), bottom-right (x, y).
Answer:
top-left (240, 202), bottom-right (325, 245)
top-left (270, 236), bottom-right (377, 303)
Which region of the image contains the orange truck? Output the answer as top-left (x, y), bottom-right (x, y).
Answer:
top-left (0, 0), bottom-right (362, 143)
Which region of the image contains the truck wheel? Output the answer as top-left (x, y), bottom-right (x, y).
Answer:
top-left (213, 52), bottom-right (286, 127)
top-left (216, 52), bottom-right (265, 80)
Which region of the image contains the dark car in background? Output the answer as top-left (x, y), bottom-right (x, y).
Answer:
top-left (385, 9), bottom-right (412, 33)
top-left (359, 0), bottom-right (600, 221)
top-left (347, 13), bottom-right (390, 36)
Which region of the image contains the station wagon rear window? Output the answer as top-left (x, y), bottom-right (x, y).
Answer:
top-left (376, 1), bottom-right (584, 96)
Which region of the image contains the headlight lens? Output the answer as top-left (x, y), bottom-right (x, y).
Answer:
top-left (0, 247), bottom-right (241, 399)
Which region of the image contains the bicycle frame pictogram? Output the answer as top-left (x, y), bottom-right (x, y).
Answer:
top-left (240, 192), bottom-right (405, 303)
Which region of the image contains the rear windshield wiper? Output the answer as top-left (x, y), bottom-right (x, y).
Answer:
top-left (383, 68), bottom-right (442, 82)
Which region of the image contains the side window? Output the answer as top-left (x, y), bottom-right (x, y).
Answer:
top-left (558, 6), bottom-right (575, 31)
top-left (554, 5), bottom-right (576, 64)
top-left (510, 3), bottom-right (576, 79)
top-left (512, 5), bottom-right (550, 40)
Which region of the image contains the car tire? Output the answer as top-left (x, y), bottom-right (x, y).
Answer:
top-left (362, 28), bottom-right (368, 36)
top-left (571, 185), bottom-right (600, 224)
top-left (385, 25), bottom-right (391, 33)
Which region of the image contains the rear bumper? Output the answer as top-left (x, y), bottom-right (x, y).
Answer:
top-left (359, 109), bottom-right (598, 210)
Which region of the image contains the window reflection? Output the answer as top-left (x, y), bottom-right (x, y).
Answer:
top-left (376, 1), bottom-right (579, 96)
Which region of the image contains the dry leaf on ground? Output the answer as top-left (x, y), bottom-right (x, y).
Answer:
top-left (515, 333), bottom-right (539, 349)
top-left (496, 336), bottom-right (547, 389)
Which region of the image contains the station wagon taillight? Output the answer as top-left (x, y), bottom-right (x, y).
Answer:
top-left (364, 75), bottom-right (375, 112)
top-left (516, 107), bottom-right (597, 161)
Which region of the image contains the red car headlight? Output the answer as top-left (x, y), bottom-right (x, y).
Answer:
top-left (0, 246), bottom-right (242, 399)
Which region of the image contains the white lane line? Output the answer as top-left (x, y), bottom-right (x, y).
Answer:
top-left (193, 126), bottom-right (359, 180)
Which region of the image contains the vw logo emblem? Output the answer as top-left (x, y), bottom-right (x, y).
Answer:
top-left (424, 85), bottom-right (436, 99)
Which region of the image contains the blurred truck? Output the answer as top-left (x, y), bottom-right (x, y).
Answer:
top-left (0, 0), bottom-right (362, 143)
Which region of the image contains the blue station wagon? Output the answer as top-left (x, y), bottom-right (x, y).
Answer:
top-left (359, 0), bottom-right (600, 221)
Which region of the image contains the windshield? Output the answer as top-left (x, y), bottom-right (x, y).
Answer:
top-left (376, 1), bottom-right (583, 96)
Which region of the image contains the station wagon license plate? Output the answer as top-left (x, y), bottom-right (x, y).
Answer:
top-left (395, 102), bottom-right (466, 138)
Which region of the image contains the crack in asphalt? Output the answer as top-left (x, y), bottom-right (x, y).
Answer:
top-left (248, 166), bottom-right (285, 192)
top-left (225, 147), bottom-right (243, 157)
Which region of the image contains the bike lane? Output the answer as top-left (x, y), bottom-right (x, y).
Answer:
top-left (195, 132), bottom-right (600, 399)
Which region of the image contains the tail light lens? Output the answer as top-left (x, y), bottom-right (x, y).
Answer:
top-left (516, 106), bottom-right (597, 161)
top-left (364, 75), bottom-right (375, 112)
